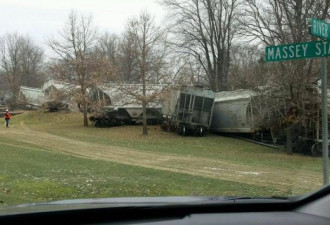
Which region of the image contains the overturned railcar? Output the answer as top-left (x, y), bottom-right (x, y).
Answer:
top-left (89, 84), bottom-right (164, 127)
top-left (210, 88), bottom-right (329, 156)
top-left (162, 86), bottom-right (215, 136)
top-left (90, 106), bottom-right (162, 127)
top-left (210, 90), bottom-right (259, 134)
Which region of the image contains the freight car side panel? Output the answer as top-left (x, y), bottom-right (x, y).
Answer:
top-left (176, 90), bottom-right (214, 128)
top-left (191, 96), bottom-right (214, 126)
top-left (161, 86), bottom-right (215, 135)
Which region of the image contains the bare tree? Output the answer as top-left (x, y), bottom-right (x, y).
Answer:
top-left (0, 33), bottom-right (22, 100)
top-left (229, 45), bottom-right (267, 90)
top-left (162, 0), bottom-right (240, 91)
top-left (98, 32), bottom-right (119, 65)
top-left (49, 11), bottom-right (108, 126)
top-left (20, 37), bottom-right (44, 87)
top-left (119, 11), bottom-right (168, 135)
top-left (118, 29), bottom-right (140, 82)
top-left (240, 0), bottom-right (330, 45)
top-left (239, 0), bottom-right (330, 154)
top-left (97, 32), bottom-right (120, 80)
top-left (0, 33), bottom-right (44, 101)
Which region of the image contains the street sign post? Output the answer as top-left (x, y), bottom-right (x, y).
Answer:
top-left (311, 18), bottom-right (330, 40)
top-left (265, 40), bottom-right (330, 62)
top-left (321, 57), bottom-right (329, 185)
top-left (311, 18), bottom-right (330, 185)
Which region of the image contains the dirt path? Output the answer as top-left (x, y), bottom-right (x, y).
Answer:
top-left (0, 121), bottom-right (323, 194)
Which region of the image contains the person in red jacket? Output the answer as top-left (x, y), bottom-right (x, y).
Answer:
top-left (4, 109), bottom-right (11, 127)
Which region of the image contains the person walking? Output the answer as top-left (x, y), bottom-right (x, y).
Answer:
top-left (4, 109), bottom-right (11, 127)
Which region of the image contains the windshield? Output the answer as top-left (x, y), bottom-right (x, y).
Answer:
top-left (0, 0), bottom-right (329, 208)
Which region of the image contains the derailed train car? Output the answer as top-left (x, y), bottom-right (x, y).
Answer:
top-left (89, 106), bottom-right (162, 127)
top-left (210, 89), bottom-right (289, 143)
top-left (89, 84), bottom-right (163, 127)
top-left (210, 86), bottom-right (330, 156)
top-left (161, 86), bottom-right (215, 136)
top-left (210, 90), bottom-right (261, 134)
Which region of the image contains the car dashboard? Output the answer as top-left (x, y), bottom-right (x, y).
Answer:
top-left (0, 188), bottom-right (330, 225)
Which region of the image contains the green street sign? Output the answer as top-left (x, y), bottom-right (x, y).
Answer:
top-left (311, 18), bottom-right (330, 40)
top-left (265, 40), bottom-right (330, 62)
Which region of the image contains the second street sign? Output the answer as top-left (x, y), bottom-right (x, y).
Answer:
top-left (311, 18), bottom-right (330, 40)
top-left (265, 40), bottom-right (330, 62)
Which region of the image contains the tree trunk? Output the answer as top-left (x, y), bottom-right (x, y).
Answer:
top-left (286, 127), bottom-right (293, 155)
top-left (141, 21), bottom-right (148, 135)
top-left (142, 101), bottom-right (148, 135)
top-left (83, 100), bottom-right (88, 127)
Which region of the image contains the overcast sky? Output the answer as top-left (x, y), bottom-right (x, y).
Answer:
top-left (0, 0), bottom-right (166, 56)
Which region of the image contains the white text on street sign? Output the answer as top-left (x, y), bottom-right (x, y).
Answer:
top-left (265, 41), bottom-right (330, 62)
top-left (311, 18), bottom-right (330, 40)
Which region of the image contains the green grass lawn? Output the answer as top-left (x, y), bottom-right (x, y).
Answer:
top-left (15, 111), bottom-right (324, 172)
top-left (0, 111), bottom-right (327, 206)
top-left (0, 141), bottom-right (279, 206)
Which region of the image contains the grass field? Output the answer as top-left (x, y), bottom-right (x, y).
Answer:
top-left (0, 111), bottom-right (328, 206)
